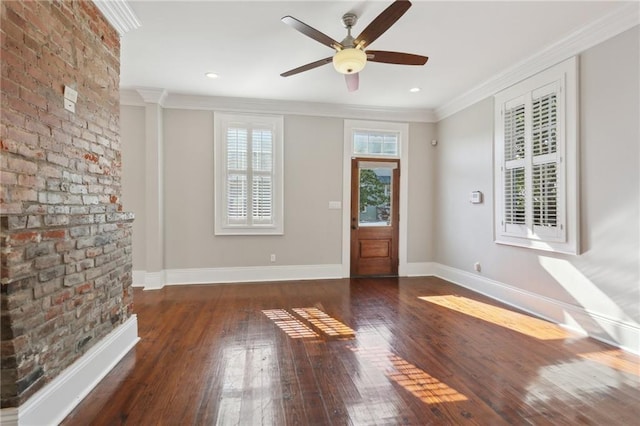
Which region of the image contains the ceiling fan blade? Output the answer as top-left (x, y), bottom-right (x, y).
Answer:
top-left (281, 57), bottom-right (333, 77)
top-left (345, 73), bottom-right (359, 92)
top-left (366, 50), bottom-right (428, 65)
top-left (281, 16), bottom-right (343, 50)
top-left (354, 0), bottom-right (412, 49)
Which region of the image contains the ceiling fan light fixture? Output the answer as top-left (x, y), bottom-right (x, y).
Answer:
top-left (332, 48), bottom-right (366, 74)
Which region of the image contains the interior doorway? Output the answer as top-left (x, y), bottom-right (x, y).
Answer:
top-left (350, 158), bottom-right (400, 276)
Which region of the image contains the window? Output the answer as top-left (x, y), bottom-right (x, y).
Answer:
top-left (353, 130), bottom-right (399, 156)
top-left (214, 112), bottom-right (283, 235)
top-left (494, 57), bottom-right (578, 254)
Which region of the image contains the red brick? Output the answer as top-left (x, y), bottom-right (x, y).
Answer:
top-left (0, 14), bottom-right (24, 44)
top-left (24, 118), bottom-right (51, 138)
top-left (44, 305), bottom-right (63, 321)
top-left (5, 95), bottom-right (38, 119)
top-left (1, 171), bottom-right (18, 185)
top-left (8, 187), bottom-right (37, 202)
top-left (6, 125), bottom-right (39, 147)
top-left (52, 290), bottom-right (71, 306)
top-left (7, 156), bottom-right (38, 175)
top-left (4, 6), bottom-right (27, 31)
top-left (1, 104), bottom-right (26, 128)
top-left (1, 47), bottom-right (24, 72)
top-left (42, 230), bottom-right (66, 240)
top-left (8, 231), bottom-right (40, 243)
top-left (75, 283), bottom-right (92, 295)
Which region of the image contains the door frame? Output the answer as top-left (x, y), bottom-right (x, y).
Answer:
top-left (341, 120), bottom-right (409, 277)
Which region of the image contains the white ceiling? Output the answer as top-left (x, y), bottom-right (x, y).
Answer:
top-left (119, 1), bottom-right (627, 111)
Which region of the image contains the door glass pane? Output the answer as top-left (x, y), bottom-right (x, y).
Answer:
top-left (359, 167), bottom-right (392, 227)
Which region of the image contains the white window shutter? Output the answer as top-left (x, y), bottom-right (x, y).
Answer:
top-left (214, 113), bottom-right (284, 235)
top-left (494, 56), bottom-right (578, 254)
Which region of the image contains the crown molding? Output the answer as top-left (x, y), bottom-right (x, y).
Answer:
top-left (92, 0), bottom-right (141, 36)
top-left (435, 2), bottom-right (640, 121)
top-left (120, 90), bottom-right (437, 123)
top-left (135, 88), bottom-right (168, 106)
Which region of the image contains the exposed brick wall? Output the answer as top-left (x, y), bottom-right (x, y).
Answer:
top-left (0, 0), bottom-right (134, 408)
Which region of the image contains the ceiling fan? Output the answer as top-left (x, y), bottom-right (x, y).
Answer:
top-left (280, 0), bottom-right (428, 92)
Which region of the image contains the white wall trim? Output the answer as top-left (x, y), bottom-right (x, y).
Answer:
top-left (136, 88), bottom-right (168, 106)
top-left (133, 264), bottom-right (343, 289)
top-left (142, 271), bottom-right (166, 290)
top-left (1, 316), bottom-right (139, 426)
top-left (404, 262), bottom-right (436, 277)
top-left (92, 0), bottom-right (141, 36)
top-left (432, 263), bottom-right (640, 355)
top-left (119, 89), bottom-right (436, 123)
top-left (435, 3), bottom-right (640, 121)
top-left (132, 270), bottom-right (146, 288)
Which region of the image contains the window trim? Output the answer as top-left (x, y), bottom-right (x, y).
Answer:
top-left (494, 56), bottom-right (579, 254)
top-left (214, 112), bottom-right (284, 235)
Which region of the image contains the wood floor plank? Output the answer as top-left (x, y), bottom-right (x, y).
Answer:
top-left (61, 277), bottom-right (640, 425)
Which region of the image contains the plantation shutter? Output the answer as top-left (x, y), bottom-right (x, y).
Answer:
top-left (503, 101), bottom-right (526, 235)
top-left (225, 125), bottom-right (275, 226)
top-left (251, 129), bottom-right (273, 224)
top-left (530, 89), bottom-right (561, 239)
top-left (226, 128), bottom-right (248, 224)
top-left (498, 87), bottom-right (563, 239)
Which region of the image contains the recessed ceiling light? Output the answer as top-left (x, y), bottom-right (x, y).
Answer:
top-left (205, 72), bottom-right (219, 79)
top-left (409, 87), bottom-right (421, 93)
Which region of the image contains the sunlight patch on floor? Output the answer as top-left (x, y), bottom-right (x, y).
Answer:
top-left (292, 307), bottom-right (356, 339)
top-left (263, 307), bottom-right (355, 340)
top-left (578, 349), bottom-right (640, 377)
top-left (419, 294), bottom-right (572, 340)
top-left (350, 346), bottom-right (467, 404)
top-left (262, 309), bottom-right (319, 339)
top-left (524, 357), bottom-right (637, 405)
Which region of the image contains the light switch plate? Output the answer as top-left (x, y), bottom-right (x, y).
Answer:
top-left (64, 85), bottom-right (78, 103)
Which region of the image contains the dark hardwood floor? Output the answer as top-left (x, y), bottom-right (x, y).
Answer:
top-left (62, 277), bottom-right (640, 425)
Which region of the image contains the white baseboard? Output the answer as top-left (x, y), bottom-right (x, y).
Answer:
top-left (0, 316), bottom-right (140, 426)
top-left (133, 264), bottom-right (344, 290)
top-left (432, 263), bottom-right (640, 355)
top-left (132, 270), bottom-right (146, 288)
top-left (403, 262), bottom-right (436, 277)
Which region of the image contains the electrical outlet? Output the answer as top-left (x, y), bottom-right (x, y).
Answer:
top-left (474, 262), bottom-right (481, 272)
top-left (270, 254), bottom-right (276, 263)
top-left (64, 98), bottom-right (75, 113)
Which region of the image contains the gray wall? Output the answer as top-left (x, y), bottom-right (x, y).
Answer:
top-left (408, 122), bottom-right (437, 262)
top-left (435, 27), bottom-right (639, 328)
top-left (121, 106), bottom-right (147, 271)
top-left (121, 108), bottom-right (436, 271)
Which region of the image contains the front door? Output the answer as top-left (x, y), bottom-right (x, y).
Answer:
top-left (350, 158), bottom-right (399, 277)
